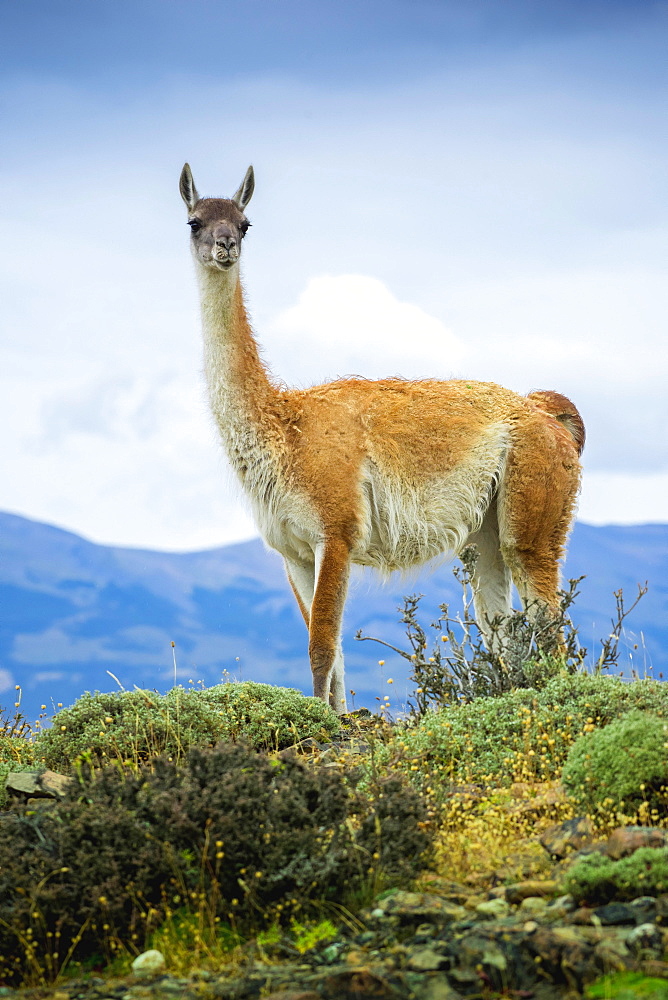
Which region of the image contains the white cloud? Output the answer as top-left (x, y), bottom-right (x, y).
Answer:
top-left (269, 274), bottom-right (464, 384)
top-left (0, 669), bottom-right (15, 695)
top-left (578, 472), bottom-right (668, 526)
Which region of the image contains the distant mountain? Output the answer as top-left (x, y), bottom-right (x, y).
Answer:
top-left (1, 511), bottom-right (666, 722)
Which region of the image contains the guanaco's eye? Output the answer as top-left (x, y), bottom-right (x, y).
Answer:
top-left (239, 221), bottom-right (251, 237)
top-left (188, 219), bottom-right (201, 234)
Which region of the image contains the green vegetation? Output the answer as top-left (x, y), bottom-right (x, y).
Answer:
top-left (198, 680), bottom-right (340, 749)
top-left (392, 673), bottom-right (668, 786)
top-left (565, 847), bottom-right (668, 904)
top-left (586, 971), bottom-right (668, 999)
top-left (0, 741), bottom-right (429, 985)
top-left (36, 682), bottom-right (340, 770)
top-left (562, 709), bottom-right (668, 814)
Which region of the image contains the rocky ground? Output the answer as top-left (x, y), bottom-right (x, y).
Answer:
top-left (3, 821), bottom-right (668, 999)
top-left (4, 758), bottom-right (668, 999)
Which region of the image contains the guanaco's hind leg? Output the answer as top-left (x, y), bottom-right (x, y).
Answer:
top-left (285, 557), bottom-right (315, 628)
top-left (466, 497), bottom-right (512, 652)
top-left (497, 426), bottom-right (580, 631)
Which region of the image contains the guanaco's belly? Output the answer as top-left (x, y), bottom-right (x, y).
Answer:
top-left (352, 429), bottom-right (509, 573)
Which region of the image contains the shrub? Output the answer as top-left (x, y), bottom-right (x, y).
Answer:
top-left (36, 684), bottom-right (341, 770)
top-left (357, 557), bottom-right (582, 713)
top-left (0, 743), bottom-right (430, 984)
top-left (35, 688), bottom-right (229, 769)
top-left (393, 674), bottom-right (668, 786)
top-left (199, 681), bottom-right (340, 749)
top-left (0, 764), bottom-right (173, 984)
top-left (562, 710), bottom-right (668, 815)
top-left (137, 743), bottom-right (429, 909)
top-left (564, 847), bottom-right (668, 904)
top-left (585, 971), bottom-right (668, 999)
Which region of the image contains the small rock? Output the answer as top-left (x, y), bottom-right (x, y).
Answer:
top-left (321, 943), bottom-right (344, 963)
top-left (296, 737), bottom-right (325, 752)
top-left (540, 816), bottom-right (594, 859)
top-left (39, 769), bottom-right (75, 798)
top-left (447, 967), bottom-right (482, 991)
top-left (568, 906), bottom-right (594, 925)
top-left (414, 922), bottom-right (437, 941)
top-left (345, 949), bottom-right (368, 966)
top-left (519, 896), bottom-right (549, 916)
top-left (475, 898), bottom-right (509, 920)
top-left (605, 825), bottom-right (668, 860)
top-left (418, 979), bottom-right (464, 1000)
top-left (544, 895), bottom-right (576, 920)
top-left (626, 922), bottom-right (665, 958)
top-left (322, 968), bottom-right (395, 998)
top-left (372, 891), bottom-right (466, 925)
top-left (131, 949), bottom-right (166, 977)
top-left (355, 931), bottom-right (375, 945)
top-left (407, 948), bottom-right (450, 972)
top-left (593, 935), bottom-right (631, 972)
top-left (630, 896), bottom-right (659, 923)
top-left (592, 903), bottom-right (638, 926)
top-left (5, 769), bottom-right (74, 799)
top-left (505, 880), bottom-right (558, 904)
top-left (189, 969), bottom-right (212, 980)
top-left (331, 738), bottom-right (370, 754)
top-left (6, 771), bottom-right (45, 797)
top-left (262, 993), bottom-right (319, 1000)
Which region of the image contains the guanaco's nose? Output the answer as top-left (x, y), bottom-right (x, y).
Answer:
top-left (213, 225), bottom-right (236, 249)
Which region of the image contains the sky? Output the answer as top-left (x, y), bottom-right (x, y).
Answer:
top-left (1, 0), bottom-right (666, 551)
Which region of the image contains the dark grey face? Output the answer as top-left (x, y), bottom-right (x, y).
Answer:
top-left (186, 198), bottom-right (251, 271)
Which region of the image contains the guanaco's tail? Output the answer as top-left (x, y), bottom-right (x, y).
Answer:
top-left (527, 390), bottom-right (586, 456)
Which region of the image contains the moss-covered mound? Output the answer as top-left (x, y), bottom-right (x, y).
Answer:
top-left (36, 683), bottom-right (340, 769)
top-left (395, 674), bottom-right (668, 785)
top-left (562, 709), bottom-right (668, 814)
top-left (565, 847), bottom-right (668, 904)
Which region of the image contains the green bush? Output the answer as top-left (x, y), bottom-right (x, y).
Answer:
top-left (35, 688), bottom-right (228, 769)
top-left (586, 971), bottom-right (668, 999)
top-left (564, 847), bottom-right (668, 904)
top-left (36, 684), bottom-right (341, 770)
top-left (0, 743), bottom-right (430, 985)
top-left (562, 710), bottom-right (668, 814)
top-left (393, 674), bottom-right (668, 786)
top-left (200, 681), bottom-right (340, 749)
top-left (0, 764), bottom-right (174, 984)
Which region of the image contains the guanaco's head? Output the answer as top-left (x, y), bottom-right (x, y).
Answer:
top-left (179, 164), bottom-right (255, 272)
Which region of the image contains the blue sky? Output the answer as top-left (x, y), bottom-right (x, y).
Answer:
top-left (3, 1), bottom-right (659, 84)
top-left (1, 0), bottom-right (666, 549)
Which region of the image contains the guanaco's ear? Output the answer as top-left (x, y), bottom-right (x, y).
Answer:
top-left (179, 163), bottom-right (200, 211)
top-left (232, 165), bottom-right (255, 211)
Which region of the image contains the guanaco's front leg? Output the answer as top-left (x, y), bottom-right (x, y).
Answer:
top-left (309, 538), bottom-right (350, 713)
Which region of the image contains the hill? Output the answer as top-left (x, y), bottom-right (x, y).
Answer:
top-left (0, 511), bottom-right (666, 722)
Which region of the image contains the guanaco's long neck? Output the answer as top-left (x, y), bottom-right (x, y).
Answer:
top-left (197, 267), bottom-right (279, 467)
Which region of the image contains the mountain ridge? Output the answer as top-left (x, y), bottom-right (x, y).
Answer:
top-left (1, 511), bottom-right (666, 722)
